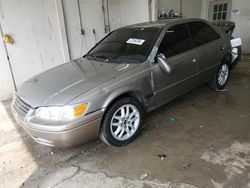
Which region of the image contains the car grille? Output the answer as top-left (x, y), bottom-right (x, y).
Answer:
top-left (13, 96), bottom-right (32, 117)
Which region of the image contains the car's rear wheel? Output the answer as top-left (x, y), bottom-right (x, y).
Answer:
top-left (209, 62), bottom-right (230, 90)
top-left (100, 97), bottom-right (144, 146)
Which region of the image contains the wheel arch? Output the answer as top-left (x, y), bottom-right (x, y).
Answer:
top-left (99, 89), bottom-right (146, 134)
top-left (103, 86), bottom-right (147, 109)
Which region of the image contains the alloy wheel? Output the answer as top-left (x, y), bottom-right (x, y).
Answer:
top-left (110, 104), bottom-right (140, 141)
top-left (218, 64), bottom-right (229, 86)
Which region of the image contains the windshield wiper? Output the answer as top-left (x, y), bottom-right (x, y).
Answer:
top-left (84, 54), bottom-right (95, 58)
top-left (86, 54), bottom-right (121, 63)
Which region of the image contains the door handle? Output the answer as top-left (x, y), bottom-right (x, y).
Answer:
top-left (189, 58), bottom-right (197, 64)
top-left (220, 46), bottom-right (225, 50)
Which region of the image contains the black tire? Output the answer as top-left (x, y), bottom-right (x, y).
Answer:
top-left (209, 62), bottom-right (230, 90)
top-left (100, 97), bottom-right (144, 146)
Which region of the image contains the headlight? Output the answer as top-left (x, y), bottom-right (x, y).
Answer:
top-left (35, 103), bottom-right (88, 121)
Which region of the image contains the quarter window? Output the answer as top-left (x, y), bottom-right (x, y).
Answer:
top-left (159, 24), bottom-right (192, 58)
top-left (187, 22), bottom-right (220, 47)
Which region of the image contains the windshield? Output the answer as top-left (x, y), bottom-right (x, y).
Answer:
top-left (87, 27), bottom-right (161, 63)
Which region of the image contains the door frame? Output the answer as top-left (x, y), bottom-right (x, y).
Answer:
top-left (0, 22), bottom-right (17, 92)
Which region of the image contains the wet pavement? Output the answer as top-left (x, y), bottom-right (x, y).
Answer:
top-left (0, 56), bottom-right (250, 188)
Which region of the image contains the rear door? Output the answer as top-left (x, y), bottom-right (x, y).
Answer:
top-left (187, 21), bottom-right (226, 83)
top-left (151, 23), bottom-right (199, 108)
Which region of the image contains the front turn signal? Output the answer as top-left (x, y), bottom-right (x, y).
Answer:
top-left (74, 103), bottom-right (88, 117)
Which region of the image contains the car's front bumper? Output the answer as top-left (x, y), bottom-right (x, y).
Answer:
top-left (11, 98), bottom-right (105, 147)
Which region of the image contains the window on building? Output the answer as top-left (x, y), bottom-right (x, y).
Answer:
top-left (213, 3), bottom-right (228, 21)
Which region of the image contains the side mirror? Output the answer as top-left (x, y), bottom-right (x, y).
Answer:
top-left (156, 53), bottom-right (173, 74)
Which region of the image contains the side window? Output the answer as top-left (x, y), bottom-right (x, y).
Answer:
top-left (158, 24), bottom-right (192, 58)
top-left (187, 22), bottom-right (220, 47)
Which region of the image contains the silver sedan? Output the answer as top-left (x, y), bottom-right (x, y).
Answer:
top-left (12, 18), bottom-right (238, 147)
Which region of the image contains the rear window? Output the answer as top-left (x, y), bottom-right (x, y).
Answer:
top-left (187, 21), bottom-right (220, 47)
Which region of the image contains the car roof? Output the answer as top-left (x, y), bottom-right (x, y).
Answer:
top-left (121, 18), bottom-right (206, 30)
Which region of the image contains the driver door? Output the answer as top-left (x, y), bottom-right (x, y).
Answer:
top-left (151, 23), bottom-right (199, 108)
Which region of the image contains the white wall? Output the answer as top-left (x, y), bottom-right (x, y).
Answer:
top-left (64, 0), bottom-right (150, 59)
top-left (0, 0), bottom-right (151, 101)
top-left (0, 0), bottom-right (64, 100)
top-left (158, 0), bottom-right (202, 18)
top-left (182, 0), bottom-right (202, 18)
top-left (200, 0), bottom-right (208, 19)
top-left (108, 0), bottom-right (149, 31)
top-left (231, 0), bottom-right (250, 54)
top-left (63, 0), bottom-right (106, 59)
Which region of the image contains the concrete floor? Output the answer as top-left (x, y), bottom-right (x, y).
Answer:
top-left (0, 56), bottom-right (250, 188)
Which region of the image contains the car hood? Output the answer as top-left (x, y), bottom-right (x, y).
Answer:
top-left (17, 58), bottom-right (139, 108)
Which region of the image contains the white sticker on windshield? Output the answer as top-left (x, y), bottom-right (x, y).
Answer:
top-left (126, 38), bottom-right (145, 45)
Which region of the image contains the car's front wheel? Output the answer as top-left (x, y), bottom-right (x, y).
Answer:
top-left (209, 62), bottom-right (230, 90)
top-left (100, 97), bottom-right (143, 146)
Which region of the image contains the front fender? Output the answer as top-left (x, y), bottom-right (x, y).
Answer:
top-left (102, 86), bottom-right (146, 109)
top-left (70, 63), bottom-right (153, 114)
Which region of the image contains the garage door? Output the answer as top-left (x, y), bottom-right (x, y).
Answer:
top-left (63, 0), bottom-right (107, 59)
top-left (108, 0), bottom-right (150, 31)
top-left (64, 0), bottom-right (151, 59)
top-left (0, 0), bottom-right (64, 89)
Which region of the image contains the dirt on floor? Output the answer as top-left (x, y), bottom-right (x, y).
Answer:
top-left (0, 56), bottom-right (250, 188)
